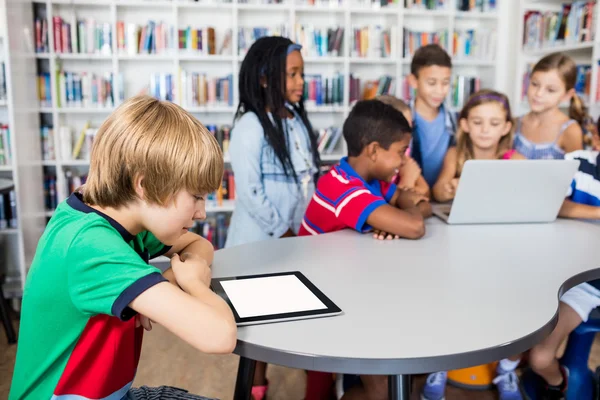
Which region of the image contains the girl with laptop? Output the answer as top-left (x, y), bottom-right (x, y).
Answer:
top-left (422, 89), bottom-right (526, 400)
top-left (431, 89), bottom-right (525, 204)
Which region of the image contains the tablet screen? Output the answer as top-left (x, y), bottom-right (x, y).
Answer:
top-left (220, 274), bottom-right (328, 318)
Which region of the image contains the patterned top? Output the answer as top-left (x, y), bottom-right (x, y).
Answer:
top-left (513, 118), bottom-right (576, 160)
top-left (298, 157), bottom-right (396, 236)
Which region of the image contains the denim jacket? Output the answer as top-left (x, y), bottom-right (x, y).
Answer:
top-left (224, 110), bottom-right (318, 248)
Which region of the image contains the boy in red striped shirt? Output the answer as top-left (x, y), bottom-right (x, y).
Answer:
top-left (300, 99), bottom-right (431, 400)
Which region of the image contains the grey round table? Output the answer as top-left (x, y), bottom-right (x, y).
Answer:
top-left (212, 219), bottom-right (600, 400)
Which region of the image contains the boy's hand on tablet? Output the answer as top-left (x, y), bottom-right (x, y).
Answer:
top-left (171, 252), bottom-right (212, 291)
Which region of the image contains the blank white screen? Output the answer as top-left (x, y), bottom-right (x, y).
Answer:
top-left (221, 275), bottom-right (328, 318)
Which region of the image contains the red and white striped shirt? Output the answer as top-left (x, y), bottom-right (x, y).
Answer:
top-left (298, 157), bottom-right (396, 236)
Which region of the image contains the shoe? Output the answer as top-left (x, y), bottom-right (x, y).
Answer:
top-left (251, 380), bottom-right (268, 400)
top-left (421, 371), bottom-right (447, 400)
top-left (493, 371), bottom-right (523, 400)
top-left (539, 366), bottom-right (569, 400)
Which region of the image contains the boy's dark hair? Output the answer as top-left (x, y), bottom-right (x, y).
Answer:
top-left (235, 36), bottom-right (320, 182)
top-left (343, 99), bottom-right (412, 157)
top-left (410, 44), bottom-right (452, 77)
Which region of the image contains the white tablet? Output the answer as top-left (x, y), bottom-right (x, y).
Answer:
top-left (211, 271), bottom-right (343, 326)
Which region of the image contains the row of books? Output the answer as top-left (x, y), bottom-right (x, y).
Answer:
top-left (34, 17), bottom-right (50, 53)
top-left (304, 74), bottom-right (344, 107)
top-left (44, 174), bottom-right (58, 211)
top-left (0, 191), bottom-right (18, 230)
top-left (0, 63), bottom-right (6, 103)
top-left (403, 28), bottom-right (449, 58)
top-left (179, 72), bottom-right (234, 107)
top-left (456, 0), bottom-right (496, 12)
top-left (349, 74), bottom-right (395, 104)
top-left (295, 26), bottom-right (344, 58)
top-left (57, 71), bottom-right (120, 109)
top-left (205, 125), bottom-right (231, 155)
top-left (523, 1), bottom-right (595, 50)
top-left (316, 127), bottom-right (343, 154)
top-left (52, 16), bottom-right (112, 55)
top-left (191, 214), bottom-right (229, 250)
top-left (0, 125), bottom-right (11, 166)
top-left (238, 26), bottom-right (291, 56)
top-left (41, 126), bottom-right (55, 161)
top-left (351, 26), bottom-right (397, 59)
top-left (212, 169), bottom-right (236, 203)
top-left (404, 0), bottom-right (444, 9)
top-left (397, 75), bottom-right (481, 110)
top-left (452, 29), bottom-right (496, 60)
top-left (450, 75), bottom-right (480, 109)
top-left (117, 21), bottom-right (176, 55)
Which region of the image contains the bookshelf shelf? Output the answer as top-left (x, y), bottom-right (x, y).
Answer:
top-left (454, 10), bottom-right (497, 19)
top-left (516, 1), bottom-right (599, 116)
top-left (0, 165), bottom-right (12, 171)
top-left (523, 41), bottom-right (595, 57)
top-left (178, 54), bottom-right (235, 61)
top-left (206, 199), bottom-right (235, 213)
top-left (57, 107), bottom-right (115, 114)
top-left (56, 53), bottom-right (113, 60)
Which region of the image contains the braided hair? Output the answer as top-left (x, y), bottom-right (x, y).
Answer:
top-left (235, 36), bottom-right (321, 182)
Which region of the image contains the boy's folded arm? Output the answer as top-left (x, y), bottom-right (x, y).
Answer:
top-left (163, 232), bottom-right (215, 286)
top-left (129, 281), bottom-right (237, 354)
top-left (559, 199), bottom-right (600, 220)
top-left (366, 203), bottom-right (425, 239)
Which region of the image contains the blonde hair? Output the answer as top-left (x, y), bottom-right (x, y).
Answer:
top-left (455, 89), bottom-right (515, 175)
top-left (532, 52), bottom-right (589, 128)
top-left (376, 94), bottom-right (410, 114)
top-left (83, 95), bottom-right (224, 207)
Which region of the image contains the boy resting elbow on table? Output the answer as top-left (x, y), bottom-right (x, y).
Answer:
top-left (9, 95), bottom-right (236, 400)
top-left (299, 99), bottom-right (431, 400)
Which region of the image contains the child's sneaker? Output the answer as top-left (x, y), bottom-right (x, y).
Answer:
top-left (421, 371), bottom-right (447, 400)
top-left (539, 366), bottom-right (569, 400)
top-left (493, 371), bottom-right (523, 400)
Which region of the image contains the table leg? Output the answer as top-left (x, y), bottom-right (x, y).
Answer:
top-left (234, 356), bottom-right (256, 400)
top-left (388, 374), bottom-right (410, 400)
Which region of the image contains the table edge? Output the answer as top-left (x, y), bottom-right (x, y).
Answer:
top-left (233, 268), bottom-right (600, 375)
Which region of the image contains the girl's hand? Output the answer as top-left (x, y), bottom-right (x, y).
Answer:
top-left (443, 178), bottom-right (460, 197)
top-left (398, 157), bottom-right (422, 189)
top-left (372, 230), bottom-right (400, 240)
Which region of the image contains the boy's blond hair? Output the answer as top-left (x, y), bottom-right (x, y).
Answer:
top-left (83, 95), bottom-right (224, 208)
top-left (376, 94), bottom-right (410, 114)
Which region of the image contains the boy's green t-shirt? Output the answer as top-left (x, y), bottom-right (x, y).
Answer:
top-left (9, 192), bottom-right (170, 400)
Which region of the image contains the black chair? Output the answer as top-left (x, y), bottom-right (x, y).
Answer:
top-left (0, 178), bottom-right (17, 344)
top-left (0, 273), bottom-right (16, 344)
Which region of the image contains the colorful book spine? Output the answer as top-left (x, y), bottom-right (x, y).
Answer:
top-left (179, 71), bottom-right (233, 107)
top-left (351, 25), bottom-right (396, 58)
top-left (294, 25), bottom-right (344, 58)
top-left (403, 28), bottom-right (449, 58)
top-left (303, 74), bottom-right (344, 107)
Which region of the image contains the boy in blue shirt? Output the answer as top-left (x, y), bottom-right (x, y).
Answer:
top-left (408, 44), bottom-right (457, 187)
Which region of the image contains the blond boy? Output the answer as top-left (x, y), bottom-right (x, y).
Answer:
top-left (9, 96), bottom-right (236, 400)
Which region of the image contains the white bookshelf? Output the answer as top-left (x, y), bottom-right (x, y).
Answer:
top-left (0, 0), bottom-right (508, 294)
top-left (32, 0), bottom-right (506, 208)
top-left (514, 0), bottom-right (600, 118)
top-left (1, 0), bottom-right (48, 298)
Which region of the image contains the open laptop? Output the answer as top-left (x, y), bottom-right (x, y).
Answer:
top-left (432, 159), bottom-right (580, 225)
